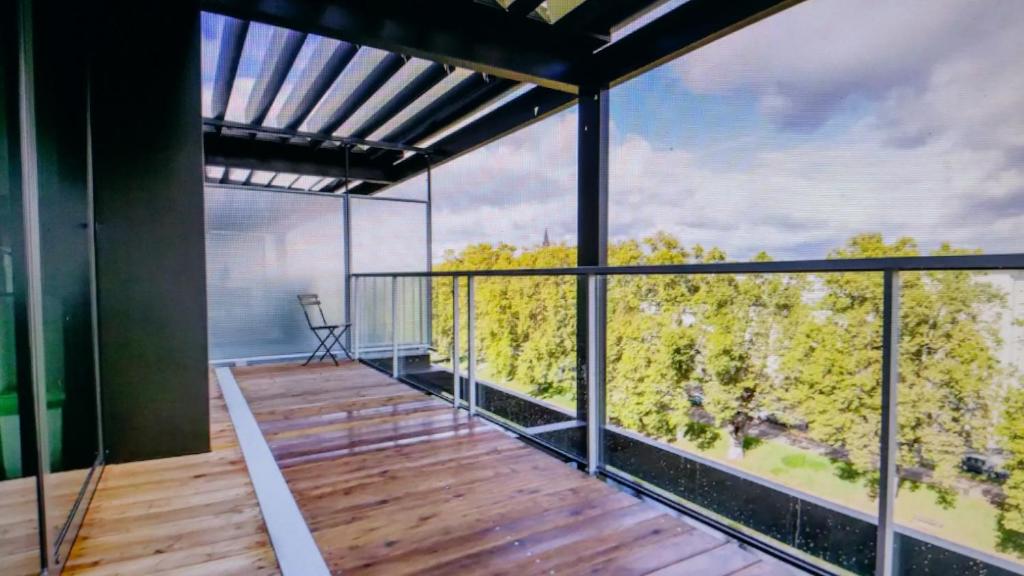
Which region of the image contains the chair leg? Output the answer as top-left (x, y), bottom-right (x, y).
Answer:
top-left (319, 328), bottom-right (340, 366)
top-left (304, 331), bottom-right (331, 366)
top-left (335, 326), bottom-right (354, 360)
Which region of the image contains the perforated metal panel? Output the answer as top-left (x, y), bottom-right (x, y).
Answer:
top-left (205, 186), bottom-right (345, 360)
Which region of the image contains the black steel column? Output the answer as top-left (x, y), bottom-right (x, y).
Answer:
top-left (576, 85), bottom-right (608, 463)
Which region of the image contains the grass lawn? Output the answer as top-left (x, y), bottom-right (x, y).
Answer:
top-left (465, 369), bottom-right (1021, 565)
top-left (672, 430), bottom-right (1017, 564)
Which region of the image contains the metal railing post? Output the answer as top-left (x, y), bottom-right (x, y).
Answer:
top-left (351, 277), bottom-right (360, 360)
top-left (391, 276), bottom-right (399, 378)
top-left (586, 274), bottom-right (606, 475)
top-left (452, 277), bottom-right (461, 408)
top-left (875, 270), bottom-right (900, 576)
top-left (467, 276), bottom-right (476, 415)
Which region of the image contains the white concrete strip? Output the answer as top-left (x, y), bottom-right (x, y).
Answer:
top-left (215, 367), bottom-right (331, 576)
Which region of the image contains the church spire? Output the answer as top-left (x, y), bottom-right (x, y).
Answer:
top-left (542, 227), bottom-right (551, 247)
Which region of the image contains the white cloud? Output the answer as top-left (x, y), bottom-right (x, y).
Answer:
top-left (427, 0), bottom-right (1024, 262)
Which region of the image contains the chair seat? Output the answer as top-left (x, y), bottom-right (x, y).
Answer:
top-left (311, 323), bottom-right (350, 331)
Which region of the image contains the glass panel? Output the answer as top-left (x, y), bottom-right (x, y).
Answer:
top-left (204, 186), bottom-right (346, 361)
top-left (354, 276), bottom-right (394, 374)
top-left (349, 197), bottom-right (427, 274)
top-left (1, 17), bottom-right (41, 570)
top-left (604, 269), bottom-right (881, 574)
top-left (473, 275), bottom-right (581, 459)
top-left (893, 269), bottom-right (1024, 575)
top-left (32, 0), bottom-right (102, 566)
top-left (399, 277), bottom-right (458, 399)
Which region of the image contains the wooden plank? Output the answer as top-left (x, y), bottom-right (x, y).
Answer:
top-left (62, 378), bottom-right (281, 576)
top-left (231, 362), bottom-right (795, 576)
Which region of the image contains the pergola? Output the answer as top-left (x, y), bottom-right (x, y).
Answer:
top-left (199, 0), bottom-right (799, 204)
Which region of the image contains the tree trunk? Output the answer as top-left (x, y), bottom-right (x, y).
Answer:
top-left (727, 433), bottom-right (745, 460)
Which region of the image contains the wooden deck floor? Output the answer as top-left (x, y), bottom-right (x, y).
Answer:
top-left (62, 379), bottom-right (280, 575)
top-left (232, 361), bottom-right (797, 576)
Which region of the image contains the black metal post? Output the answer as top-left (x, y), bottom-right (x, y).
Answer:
top-left (576, 85), bottom-right (608, 464)
top-left (876, 270), bottom-right (900, 576)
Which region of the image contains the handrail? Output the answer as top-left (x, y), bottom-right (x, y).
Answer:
top-left (351, 252), bottom-right (1024, 278)
top-left (352, 252), bottom-right (1024, 575)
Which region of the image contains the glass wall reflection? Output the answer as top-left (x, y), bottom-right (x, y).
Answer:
top-left (0, 3), bottom-right (41, 573)
top-left (32, 0), bottom-right (102, 567)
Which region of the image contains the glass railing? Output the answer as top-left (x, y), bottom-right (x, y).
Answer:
top-left (352, 254), bottom-right (1024, 576)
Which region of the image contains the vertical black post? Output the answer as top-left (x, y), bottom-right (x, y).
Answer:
top-left (343, 146), bottom-right (352, 349)
top-left (577, 85), bottom-right (608, 463)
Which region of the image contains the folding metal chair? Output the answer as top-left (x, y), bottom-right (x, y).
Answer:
top-left (297, 294), bottom-right (352, 366)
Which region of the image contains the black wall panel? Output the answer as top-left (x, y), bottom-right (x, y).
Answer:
top-left (90, 0), bottom-right (208, 462)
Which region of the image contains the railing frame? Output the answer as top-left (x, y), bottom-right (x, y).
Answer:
top-left (350, 252), bottom-right (1024, 576)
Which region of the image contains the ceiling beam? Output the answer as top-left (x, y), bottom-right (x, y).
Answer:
top-left (202, 0), bottom-right (591, 93)
top-left (246, 29), bottom-right (306, 125)
top-left (353, 85), bottom-right (576, 195)
top-left (592, 0), bottom-right (806, 87)
top-left (204, 133), bottom-right (394, 184)
top-left (430, 86), bottom-right (576, 160)
top-left (281, 41), bottom-right (359, 130)
top-left (210, 18), bottom-right (249, 120)
top-left (379, 73), bottom-right (517, 150)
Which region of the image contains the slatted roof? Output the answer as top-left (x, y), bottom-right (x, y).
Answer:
top-left (200, 0), bottom-right (801, 194)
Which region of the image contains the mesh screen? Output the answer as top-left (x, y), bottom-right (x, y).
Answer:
top-left (205, 186), bottom-right (345, 360)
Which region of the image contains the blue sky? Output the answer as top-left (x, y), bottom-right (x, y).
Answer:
top-left (202, 1), bottom-right (1024, 263)
top-left (419, 0), bottom-right (1024, 262)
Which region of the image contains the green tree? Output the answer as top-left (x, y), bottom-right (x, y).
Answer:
top-left (695, 251), bottom-right (804, 459)
top-left (782, 234), bottom-right (1005, 494)
top-left (999, 386), bottom-right (1024, 538)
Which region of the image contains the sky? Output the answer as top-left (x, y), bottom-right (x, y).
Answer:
top-left (410, 0), bottom-right (1024, 262)
top-left (202, 0), bottom-right (1024, 264)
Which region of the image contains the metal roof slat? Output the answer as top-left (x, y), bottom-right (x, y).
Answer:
top-left (247, 28), bottom-right (307, 125)
top-left (316, 52), bottom-right (407, 137)
top-left (211, 18), bottom-right (249, 121)
top-left (347, 62), bottom-right (449, 140)
top-left (281, 40), bottom-right (359, 130)
top-left (378, 73), bottom-right (517, 150)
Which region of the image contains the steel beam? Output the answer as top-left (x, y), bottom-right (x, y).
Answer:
top-left (576, 85), bottom-right (609, 455)
top-left (379, 74), bottom-right (517, 149)
top-left (592, 0), bottom-right (805, 87)
top-left (577, 86), bottom-right (609, 267)
top-left (211, 18), bottom-right (248, 121)
top-left (354, 86), bottom-right (575, 196)
top-left (202, 0), bottom-right (591, 93)
top-left (203, 133), bottom-right (394, 184)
